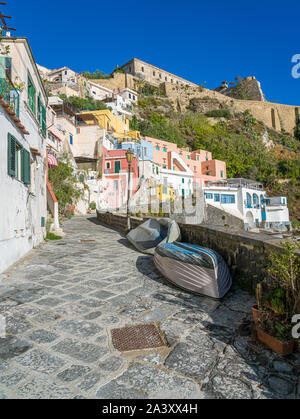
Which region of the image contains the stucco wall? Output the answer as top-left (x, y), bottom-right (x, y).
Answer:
top-left (0, 106), bottom-right (47, 273)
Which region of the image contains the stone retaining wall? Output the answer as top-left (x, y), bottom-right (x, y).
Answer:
top-left (96, 211), bottom-right (299, 289)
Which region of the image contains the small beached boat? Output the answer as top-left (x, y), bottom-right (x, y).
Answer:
top-left (154, 241), bottom-right (232, 298)
top-left (126, 218), bottom-right (181, 255)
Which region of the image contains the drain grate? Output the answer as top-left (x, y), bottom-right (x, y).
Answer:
top-left (111, 323), bottom-right (167, 352)
top-left (79, 239), bottom-right (96, 243)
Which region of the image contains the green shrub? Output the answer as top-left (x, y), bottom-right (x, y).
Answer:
top-left (48, 159), bottom-right (82, 215)
top-left (59, 94), bottom-right (107, 111)
top-left (46, 232), bottom-right (62, 240)
top-left (205, 109), bottom-right (232, 119)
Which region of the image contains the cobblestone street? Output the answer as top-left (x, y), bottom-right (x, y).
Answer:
top-left (0, 216), bottom-right (299, 399)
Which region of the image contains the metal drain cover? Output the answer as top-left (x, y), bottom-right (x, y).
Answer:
top-left (111, 324), bottom-right (167, 352)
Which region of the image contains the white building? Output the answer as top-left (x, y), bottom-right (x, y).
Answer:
top-left (116, 87), bottom-right (138, 103)
top-left (0, 37), bottom-right (48, 273)
top-left (203, 178), bottom-right (290, 231)
top-left (45, 66), bottom-right (78, 86)
top-left (160, 151), bottom-right (194, 198)
top-left (87, 80), bottom-right (112, 101)
top-left (103, 88), bottom-right (138, 121)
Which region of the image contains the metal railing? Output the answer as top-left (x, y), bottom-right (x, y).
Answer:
top-left (0, 76), bottom-right (20, 118)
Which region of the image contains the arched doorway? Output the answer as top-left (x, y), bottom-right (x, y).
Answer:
top-left (245, 211), bottom-right (254, 229)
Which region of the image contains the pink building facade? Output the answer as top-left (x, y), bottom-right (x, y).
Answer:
top-left (143, 136), bottom-right (226, 187)
top-left (101, 147), bottom-right (139, 209)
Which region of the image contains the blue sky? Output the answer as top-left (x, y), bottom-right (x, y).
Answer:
top-left (7, 0), bottom-right (300, 105)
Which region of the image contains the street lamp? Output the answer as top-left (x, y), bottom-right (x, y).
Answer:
top-left (126, 148), bottom-right (134, 231)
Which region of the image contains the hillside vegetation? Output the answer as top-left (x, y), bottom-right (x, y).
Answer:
top-left (131, 90), bottom-right (300, 224)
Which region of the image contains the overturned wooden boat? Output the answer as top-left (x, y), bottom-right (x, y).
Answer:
top-left (154, 242), bottom-right (232, 298)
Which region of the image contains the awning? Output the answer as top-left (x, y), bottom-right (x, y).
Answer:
top-left (48, 154), bottom-right (58, 168)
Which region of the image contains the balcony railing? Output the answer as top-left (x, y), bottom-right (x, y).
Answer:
top-left (0, 77), bottom-right (20, 118)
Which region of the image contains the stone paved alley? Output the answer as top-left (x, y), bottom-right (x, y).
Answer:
top-left (0, 216), bottom-right (299, 399)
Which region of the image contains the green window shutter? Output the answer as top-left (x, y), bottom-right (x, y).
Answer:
top-left (7, 133), bottom-right (16, 176)
top-left (28, 75), bottom-right (36, 114)
top-left (38, 95), bottom-right (42, 125)
top-left (41, 105), bottom-right (46, 135)
top-left (21, 149), bottom-right (31, 184)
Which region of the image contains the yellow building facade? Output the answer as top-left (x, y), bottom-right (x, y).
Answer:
top-left (156, 185), bottom-right (174, 202)
top-left (80, 110), bottom-right (139, 140)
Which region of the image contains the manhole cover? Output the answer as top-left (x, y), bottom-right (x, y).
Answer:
top-left (79, 240), bottom-right (96, 243)
top-left (111, 324), bottom-right (167, 352)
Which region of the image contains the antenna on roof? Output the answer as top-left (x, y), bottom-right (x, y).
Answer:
top-left (0, 2), bottom-right (16, 33)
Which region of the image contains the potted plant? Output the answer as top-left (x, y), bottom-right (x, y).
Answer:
top-left (252, 239), bottom-right (300, 355)
top-left (252, 282), bottom-right (266, 324)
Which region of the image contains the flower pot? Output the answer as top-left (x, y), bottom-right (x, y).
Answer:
top-left (256, 327), bottom-right (294, 355)
top-left (294, 340), bottom-right (300, 353)
top-left (251, 305), bottom-right (267, 324)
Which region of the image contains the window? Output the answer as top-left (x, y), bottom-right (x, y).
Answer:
top-left (163, 165), bottom-right (167, 169)
top-left (165, 76), bottom-right (167, 81)
top-left (214, 194), bottom-right (220, 202)
top-left (28, 74), bottom-right (36, 115)
top-left (156, 146), bottom-right (160, 150)
top-left (182, 178), bottom-right (185, 183)
top-left (221, 194), bottom-right (235, 204)
top-left (133, 95), bottom-right (136, 100)
top-left (70, 135), bottom-right (73, 145)
top-left (141, 67), bottom-right (144, 72)
top-left (65, 70), bottom-right (68, 75)
top-left (246, 192), bottom-right (252, 208)
top-left (205, 193), bottom-right (213, 199)
top-left (153, 71), bottom-right (156, 76)
top-left (163, 147), bottom-right (167, 152)
top-left (114, 161), bottom-right (121, 173)
top-left (156, 166), bottom-right (159, 175)
top-left (7, 134), bottom-right (31, 184)
top-left (106, 162), bottom-right (111, 169)
top-left (159, 73), bottom-right (162, 79)
top-left (0, 56), bottom-right (12, 79)
top-left (220, 170), bottom-right (224, 178)
top-left (163, 186), bottom-right (167, 194)
top-left (197, 156), bottom-right (199, 161)
top-left (129, 93), bottom-right (131, 99)
top-left (187, 156), bottom-right (191, 159)
top-left (171, 79), bottom-right (173, 83)
top-left (253, 193), bottom-right (259, 208)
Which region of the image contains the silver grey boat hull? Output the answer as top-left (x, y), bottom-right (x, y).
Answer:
top-left (154, 242), bottom-right (232, 299)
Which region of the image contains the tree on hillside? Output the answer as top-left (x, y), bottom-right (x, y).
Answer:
top-left (59, 94), bottom-right (108, 112)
